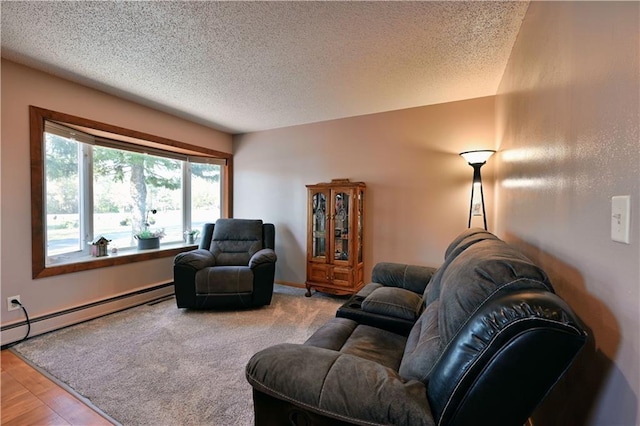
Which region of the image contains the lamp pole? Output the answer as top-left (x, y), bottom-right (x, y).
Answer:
top-left (467, 162), bottom-right (487, 230)
top-left (460, 150), bottom-right (495, 231)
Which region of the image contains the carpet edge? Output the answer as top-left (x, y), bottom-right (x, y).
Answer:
top-left (9, 347), bottom-right (122, 426)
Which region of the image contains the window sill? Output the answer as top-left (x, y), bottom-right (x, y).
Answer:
top-left (34, 243), bottom-right (198, 279)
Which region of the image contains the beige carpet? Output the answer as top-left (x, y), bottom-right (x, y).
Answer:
top-left (12, 285), bottom-right (344, 426)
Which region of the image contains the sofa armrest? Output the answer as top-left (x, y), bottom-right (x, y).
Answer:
top-left (249, 248), bottom-right (277, 269)
top-left (427, 291), bottom-right (587, 426)
top-left (174, 249), bottom-right (215, 270)
top-left (371, 262), bottom-right (437, 294)
top-left (246, 343), bottom-right (434, 426)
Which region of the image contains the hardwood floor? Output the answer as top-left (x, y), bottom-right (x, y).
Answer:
top-left (1, 350), bottom-right (113, 426)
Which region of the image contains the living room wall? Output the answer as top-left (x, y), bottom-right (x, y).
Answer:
top-left (0, 59), bottom-right (232, 345)
top-left (495, 2), bottom-right (639, 424)
top-left (232, 96), bottom-right (495, 286)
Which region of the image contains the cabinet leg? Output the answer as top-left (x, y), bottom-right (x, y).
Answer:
top-left (305, 285), bottom-right (312, 297)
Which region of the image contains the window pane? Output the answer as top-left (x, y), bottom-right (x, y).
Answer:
top-left (45, 133), bottom-right (82, 258)
top-left (92, 145), bottom-right (134, 249)
top-left (190, 162), bottom-right (222, 235)
top-left (93, 147), bottom-right (183, 248)
top-left (147, 156), bottom-right (183, 244)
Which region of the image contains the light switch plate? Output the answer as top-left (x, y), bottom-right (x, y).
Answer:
top-left (611, 195), bottom-right (631, 244)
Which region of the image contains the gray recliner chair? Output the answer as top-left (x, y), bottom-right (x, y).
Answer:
top-left (173, 219), bottom-right (277, 309)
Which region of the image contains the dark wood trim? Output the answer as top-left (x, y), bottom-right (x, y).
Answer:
top-left (33, 247), bottom-right (193, 279)
top-left (31, 106), bottom-right (232, 160)
top-left (30, 106), bottom-right (46, 278)
top-left (226, 155), bottom-right (233, 217)
top-left (29, 105), bottom-right (232, 279)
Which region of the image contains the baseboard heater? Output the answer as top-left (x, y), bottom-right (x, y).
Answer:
top-left (1, 282), bottom-right (174, 337)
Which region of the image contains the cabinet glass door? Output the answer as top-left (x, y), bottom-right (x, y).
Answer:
top-left (312, 192), bottom-right (327, 258)
top-left (334, 191), bottom-right (350, 261)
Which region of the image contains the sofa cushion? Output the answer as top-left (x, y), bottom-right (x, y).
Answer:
top-left (305, 318), bottom-right (407, 371)
top-left (362, 287), bottom-right (424, 321)
top-left (339, 324), bottom-right (407, 371)
top-left (398, 300), bottom-right (441, 382)
top-left (304, 317), bottom-right (358, 351)
top-left (372, 262), bottom-right (435, 294)
top-left (354, 282), bottom-right (383, 298)
top-left (246, 343), bottom-right (435, 426)
top-left (195, 266), bottom-right (253, 294)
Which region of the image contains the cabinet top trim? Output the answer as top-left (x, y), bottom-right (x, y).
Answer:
top-left (307, 178), bottom-right (366, 188)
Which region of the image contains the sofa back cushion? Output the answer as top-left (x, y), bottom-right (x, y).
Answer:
top-left (372, 262), bottom-right (436, 294)
top-left (438, 239), bottom-right (553, 342)
top-left (443, 228), bottom-right (497, 260)
top-left (400, 238), bottom-right (554, 384)
top-left (209, 219), bottom-right (263, 266)
top-left (423, 229), bottom-right (499, 305)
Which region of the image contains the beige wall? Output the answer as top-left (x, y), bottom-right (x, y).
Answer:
top-left (0, 59), bottom-right (232, 344)
top-left (233, 97), bottom-right (495, 285)
top-left (495, 2), bottom-right (639, 424)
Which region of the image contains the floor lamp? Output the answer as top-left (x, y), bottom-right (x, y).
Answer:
top-left (460, 150), bottom-right (495, 230)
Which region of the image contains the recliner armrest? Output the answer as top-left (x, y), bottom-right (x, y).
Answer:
top-left (249, 248), bottom-right (277, 269)
top-left (174, 249), bottom-right (215, 270)
top-left (371, 262), bottom-right (437, 294)
top-left (246, 343), bottom-right (434, 426)
top-left (426, 291), bottom-right (587, 426)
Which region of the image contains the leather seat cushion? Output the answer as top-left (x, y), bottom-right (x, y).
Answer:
top-left (195, 266), bottom-right (253, 294)
top-left (305, 318), bottom-right (407, 371)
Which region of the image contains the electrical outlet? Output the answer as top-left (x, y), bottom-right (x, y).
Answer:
top-left (7, 296), bottom-right (21, 311)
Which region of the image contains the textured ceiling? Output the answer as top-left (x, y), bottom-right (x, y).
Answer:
top-left (1, 1), bottom-right (529, 134)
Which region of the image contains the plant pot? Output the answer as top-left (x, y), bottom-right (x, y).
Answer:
top-left (186, 235), bottom-right (196, 245)
top-left (137, 237), bottom-right (160, 250)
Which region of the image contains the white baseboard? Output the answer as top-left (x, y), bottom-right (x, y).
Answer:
top-left (1, 283), bottom-right (174, 347)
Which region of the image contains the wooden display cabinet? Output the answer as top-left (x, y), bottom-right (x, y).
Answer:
top-left (305, 179), bottom-right (365, 297)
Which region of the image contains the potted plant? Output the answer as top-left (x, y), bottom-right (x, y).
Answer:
top-left (134, 209), bottom-right (165, 250)
top-left (184, 229), bottom-right (200, 245)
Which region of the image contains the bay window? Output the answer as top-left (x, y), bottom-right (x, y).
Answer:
top-left (31, 106), bottom-right (232, 278)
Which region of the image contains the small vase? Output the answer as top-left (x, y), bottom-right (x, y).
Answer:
top-left (186, 235), bottom-right (196, 245)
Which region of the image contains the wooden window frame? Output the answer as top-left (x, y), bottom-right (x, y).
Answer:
top-left (30, 106), bottom-right (233, 279)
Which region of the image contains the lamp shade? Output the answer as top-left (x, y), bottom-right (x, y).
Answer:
top-left (460, 150), bottom-right (495, 165)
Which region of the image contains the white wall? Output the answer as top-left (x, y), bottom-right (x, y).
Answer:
top-left (495, 2), bottom-right (639, 424)
top-left (233, 97), bottom-right (495, 286)
top-left (0, 59), bottom-right (232, 344)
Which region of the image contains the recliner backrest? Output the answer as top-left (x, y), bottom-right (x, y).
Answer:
top-left (209, 219), bottom-right (264, 266)
top-left (400, 238), bottom-right (554, 385)
top-left (423, 228), bottom-right (499, 305)
top-left (443, 228), bottom-right (497, 260)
